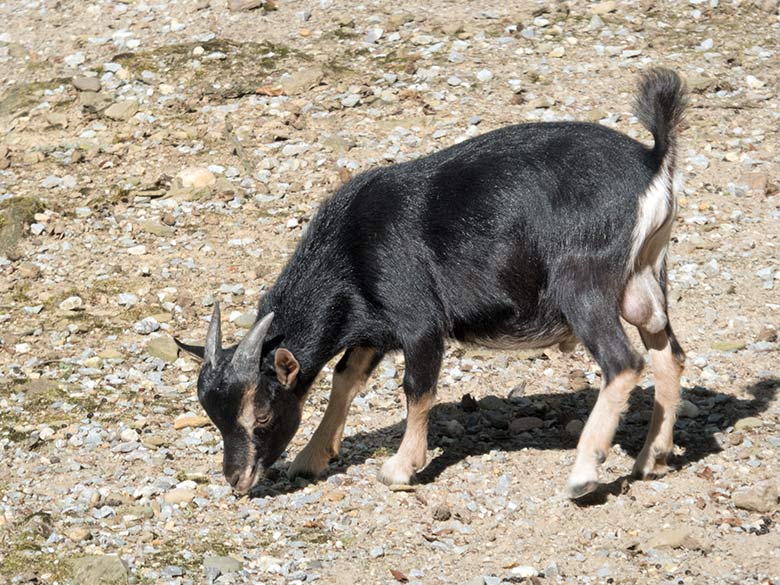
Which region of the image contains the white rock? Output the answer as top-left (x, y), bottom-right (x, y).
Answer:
top-left (177, 167), bottom-right (216, 189)
top-left (511, 566), bottom-right (539, 578)
top-left (281, 143), bottom-right (309, 156)
top-left (117, 293), bottom-right (139, 306)
top-left (120, 428), bottom-right (139, 442)
top-left (41, 175), bottom-right (63, 189)
top-left (341, 94), bottom-right (361, 108)
top-left (364, 28), bottom-right (383, 43)
top-left (476, 69), bottom-right (493, 82)
top-left (59, 296), bottom-right (84, 311)
top-left (65, 52), bottom-right (85, 67)
top-left (133, 317), bottom-right (160, 335)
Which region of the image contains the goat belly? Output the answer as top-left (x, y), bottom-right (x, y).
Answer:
top-left (455, 317), bottom-right (574, 351)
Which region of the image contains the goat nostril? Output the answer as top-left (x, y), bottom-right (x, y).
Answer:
top-left (226, 470), bottom-right (241, 487)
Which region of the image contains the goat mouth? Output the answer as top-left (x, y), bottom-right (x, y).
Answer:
top-left (232, 462), bottom-right (266, 495)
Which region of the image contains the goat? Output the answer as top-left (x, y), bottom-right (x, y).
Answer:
top-left (175, 68), bottom-right (688, 499)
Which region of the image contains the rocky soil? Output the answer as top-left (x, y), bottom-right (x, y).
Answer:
top-left (1, 0), bottom-right (780, 583)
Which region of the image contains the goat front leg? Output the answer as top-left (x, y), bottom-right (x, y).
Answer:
top-left (378, 333), bottom-right (443, 486)
top-left (289, 347), bottom-right (381, 480)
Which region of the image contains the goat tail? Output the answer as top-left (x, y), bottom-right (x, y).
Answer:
top-left (634, 68), bottom-right (688, 167)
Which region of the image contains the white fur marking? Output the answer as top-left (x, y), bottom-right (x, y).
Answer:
top-left (629, 162), bottom-right (674, 274)
top-left (233, 388), bottom-right (257, 492)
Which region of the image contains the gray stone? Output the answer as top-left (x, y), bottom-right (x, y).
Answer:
top-left (161, 566), bottom-right (183, 577)
top-left (140, 220), bottom-right (175, 237)
top-left (163, 487), bottom-right (196, 504)
top-left (281, 143), bottom-right (309, 157)
top-left (228, 0), bottom-right (263, 10)
top-left (68, 554), bottom-right (127, 585)
top-left (509, 416), bottom-right (544, 433)
top-left (443, 419), bottom-right (464, 437)
top-left (364, 28), bottom-right (383, 44)
top-left (134, 317), bottom-right (160, 335)
top-left (590, 0), bottom-right (617, 14)
top-left (146, 335), bottom-right (179, 363)
top-left (117, 293), bottom-right (139, 306)
top-left (341, 94), bottom-right (360, 108)
top-left (17, 262), bottom-right (41, 279)
top-left (565, 419), bottom-right (584, 436)
top-left (478, 395), bottom-right (504, 411)
top-left (59, 296), bottom-right (83, 311)
top-left (485, 410), bottom-right (509, 429)
top-left (104, 100), bottom-right (139, 121)
top-left (72, 76), bottom-right (101, 92)
top-left (41, 175), bottom-right (63, 189)
top-left (733, 483), bottom-right (778, 513)
top-left (280, 66), bottom-right (324, 94)
top-left (204, 555), bottom-right (242, 581)
top-left (432, 504), bottom-right (452, 521)
top-left (678, 399), bottom-right (700, 418)
top-left (644, 528), bottom-right (708, 552)
top-left (734, 417), bottom-right (763, 431)
top-left (64, 52), bottom-right (85, 67)
top-left (233, 310), bottom-right (257, 329)
top-left (544, 561), bottom-right (560, 578)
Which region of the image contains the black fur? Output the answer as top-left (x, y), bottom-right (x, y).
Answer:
top-left (184, 68), bottom-right (688, 489)
top-left (258, 72), bottom-right (688, 387)
top-left (634, 68), bottom-right (687, 165)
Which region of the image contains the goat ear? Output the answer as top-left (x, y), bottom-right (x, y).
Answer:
top-left (174, 338), bottom-right (204, 361)
top-left (231, 312), bottom-right (275, 373)
top-left (204, 302), bottom-right (222, 368)
top-left (274, 348), bottom-right (299, 387)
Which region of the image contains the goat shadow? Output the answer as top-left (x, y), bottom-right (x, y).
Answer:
top-left (251, 378), bottom-right (779, 503)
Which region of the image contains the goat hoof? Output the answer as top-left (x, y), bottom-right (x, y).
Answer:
top-left (287, 467), bottom-right (319, 481)
top-left (632, 450), bottom-right (670, 480)
top-left (287, 450), bottom-right (331, 481)
top-left (632, 461), bottom-right (670, 481)
top-left (378, 456), bottom-right (416, 486)
top-left (567, 480), bottom-right (599, 500)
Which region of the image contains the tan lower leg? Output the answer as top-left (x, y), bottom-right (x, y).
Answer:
top-left (288, 348), bottom-right (376, 478)
top-left (634, 330), bottom-right (683, 478)
top-left (568, 370), bottom-right (640, 497)
top-left (378, 392), bottom-right (436, 485)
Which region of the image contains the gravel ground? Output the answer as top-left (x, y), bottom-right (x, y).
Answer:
top-left (1, 0), bottom-right (779, 583)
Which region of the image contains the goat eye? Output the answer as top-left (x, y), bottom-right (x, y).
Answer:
top-left (255, 413), bottom-right (272, 426)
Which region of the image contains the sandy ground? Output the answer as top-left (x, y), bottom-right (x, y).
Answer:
top-left (1, 0), bottom-right (779, 583)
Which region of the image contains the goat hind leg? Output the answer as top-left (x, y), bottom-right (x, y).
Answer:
top-left (633, 325), bottom-right (684, 480)
top-left (561, 289), bottom-right (644, 499)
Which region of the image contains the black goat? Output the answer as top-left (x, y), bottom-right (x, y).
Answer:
top-left (176, 68), bottom-right (688, 499)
